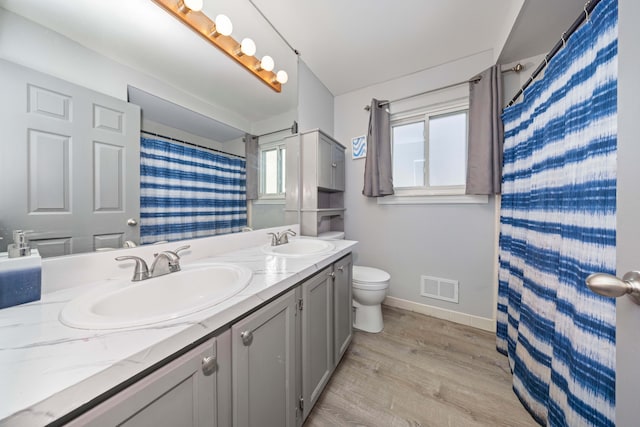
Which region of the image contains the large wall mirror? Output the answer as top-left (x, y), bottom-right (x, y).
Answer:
top-left (0, 0), bottom-right (298, 257)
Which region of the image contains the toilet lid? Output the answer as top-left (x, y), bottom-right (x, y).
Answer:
top-left (353, 265), bottom-right (390, 283)
top-left (353, 281), bottom-right (389, 291)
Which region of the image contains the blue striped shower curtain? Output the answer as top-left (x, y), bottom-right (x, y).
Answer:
top-left (497, 0), bottom-right (617, 426)
top-left (139, 137), bottom-right (247, 244)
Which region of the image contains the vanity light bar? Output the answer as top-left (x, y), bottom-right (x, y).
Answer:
top-left (151, 0), bottom-right (283, 93)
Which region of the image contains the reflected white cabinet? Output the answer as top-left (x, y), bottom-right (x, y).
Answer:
top-left (232, 290), bottom-right (297, 427)
top-left (67, 331), bottom-right (231, 427)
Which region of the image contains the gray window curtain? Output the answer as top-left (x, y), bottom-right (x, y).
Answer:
top-left (245, 134), bottom-right (259, 200)
top-left (466, 65), bottom-right (504, 195)
top-left (362, 98), bottom-right (394, 197)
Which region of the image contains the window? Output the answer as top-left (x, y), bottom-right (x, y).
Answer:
top-left (259, 141), bottom-right (286, 198)
top-left (391, 102), bottom-right (468, 196)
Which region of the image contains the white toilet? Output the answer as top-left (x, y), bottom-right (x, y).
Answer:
top-left (317, 232), bottom-right (391, 333)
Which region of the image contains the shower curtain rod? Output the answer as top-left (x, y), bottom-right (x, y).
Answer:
top-left (256, 120), bottom-right (298, 138)
top-left (507, 0), bottom-right (602, 107)
top-left (141, 130), bottom-right (245, 159)
top-left (363, 64), bottom-right (522, 111)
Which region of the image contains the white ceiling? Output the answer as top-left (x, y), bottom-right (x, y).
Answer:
top-left (252, 0), bottom-right (525, 95)
top-left (498, 0), bottom-right (588, 64)
top-left (252, 0), bottom-right (590, 95)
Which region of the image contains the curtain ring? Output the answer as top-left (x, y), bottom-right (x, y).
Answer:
top-left (544, 56), bottom-right (548, 67)
top-left (584, 1), bottom-right (591, 23)
top-left (561, 32), bottom-right (567, 48)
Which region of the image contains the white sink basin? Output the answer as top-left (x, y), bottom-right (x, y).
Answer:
top-left (262, 238), bottom-right (335, 257)
top-left (60, 262), bottom-right (252, 330)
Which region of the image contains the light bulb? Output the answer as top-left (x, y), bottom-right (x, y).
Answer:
top-left (276, 70), bottom-right (288, 84)
top-left (182, 0), bottom-right (203, 12)
top-left (214, 15), bottom-right (233, 36)
top-left (239, 38), bottom-right (256, 57)
top-left (259, 55), bottom-right (274, 72)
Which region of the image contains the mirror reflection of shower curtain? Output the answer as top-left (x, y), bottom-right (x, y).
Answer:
top-left (497, 0), bottom-right (617, 425)
top-left (139, 137), bottom-right (247, 244)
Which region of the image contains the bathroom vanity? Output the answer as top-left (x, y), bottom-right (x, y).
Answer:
top-left (0, 228), bottom-right (355, 426)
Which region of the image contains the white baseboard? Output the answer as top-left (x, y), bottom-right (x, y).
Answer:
top-left (383, 296), bottom-right (496, 332)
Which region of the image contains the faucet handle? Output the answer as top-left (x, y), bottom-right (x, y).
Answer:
top-left (267, 232), bottom-right (278, 246)
top-left (277, 229), bottom-right (297, 245)
top-left (173, 245), bottom-right (190, 257)
top-left (115, 256), bottom-right (150, 282)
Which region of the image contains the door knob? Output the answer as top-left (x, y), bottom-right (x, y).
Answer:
top-left (127, 218), bottom-right (138, 226)
top-left (586, 271), bottom-right (640, 305)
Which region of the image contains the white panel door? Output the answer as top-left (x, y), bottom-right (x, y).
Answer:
top-left (0, 59), bottom-right (140, 256)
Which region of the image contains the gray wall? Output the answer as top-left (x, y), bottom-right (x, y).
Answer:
top-left (334, 50), bottom-right (497, 320)
top-left (616, 0), bottom-right (639, 424)
top-left (298, 60), bottom-right (335, 135)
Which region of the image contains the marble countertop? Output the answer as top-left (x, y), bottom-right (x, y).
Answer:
top-left (0, 238), bottom-right (356, 426)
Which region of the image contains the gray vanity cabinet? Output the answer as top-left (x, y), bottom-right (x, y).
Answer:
top-left (232, 290), bottom-right (297, 427)
top-left (333, 254), bottom-right (353, 363)
top-left (67, 330), bottom-right (231, 427)
top-left (65, 258), bottom-right (352, 427)
top-left (300, 266), bottom-right (334, 420)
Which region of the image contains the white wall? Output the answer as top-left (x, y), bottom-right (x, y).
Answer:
top-left (501, 54), bottom-right (546, 107)
top-left (298, 60), bottom-right (335, 135)
top-left (615, 0), bottom-right (640, 424)
top-left (334, 50), bottom-right (497, 322)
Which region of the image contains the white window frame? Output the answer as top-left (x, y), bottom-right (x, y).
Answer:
top-left (258, 140), bottom-right (286, 201)
top-left (391, 101), bottom-right (468, 195)
top-left (379, 99), bottom-right (487, 205)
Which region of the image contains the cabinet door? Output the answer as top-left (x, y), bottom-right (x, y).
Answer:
top-left (232, 290), bottom-right (297, 427)
top-left (332, 144), bottom-right (346, 192)
top-left (301, 267), bottom-right (333, 420)
top-left (67, 335), bottom-right (223, 427)
top-left (334, 255), bottom-right (353, 363)
top-left (317, 134), bottom-right (334, 190)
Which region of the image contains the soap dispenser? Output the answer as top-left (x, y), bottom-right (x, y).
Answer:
top-left (8, 230), bottom-right (31, 258)
top-left (1, 230), bottom-right (42, 309)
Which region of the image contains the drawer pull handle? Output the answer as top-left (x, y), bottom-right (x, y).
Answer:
top-left (337, 265), bottom-right (345, 272)
top-left (202, 356), bottom-right (217, 376)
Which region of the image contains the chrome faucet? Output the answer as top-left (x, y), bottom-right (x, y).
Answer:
top-left (115, 245), bottom-right (190, 281)
top-left (267, 229), bottom-right (297, 246)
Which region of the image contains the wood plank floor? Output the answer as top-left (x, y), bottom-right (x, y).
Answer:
top-left (305, 306), bottom-right (538, 427)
